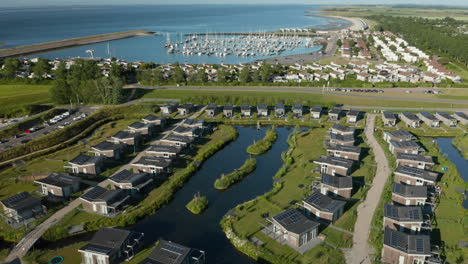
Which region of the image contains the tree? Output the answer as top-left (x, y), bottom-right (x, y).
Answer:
top-left (389, 45), bottom-right (397, 52)
top-left (336, 39), bottom-right (343, 47)
top-left (260, 63), bottom-right (272, 82)
top-left (94, 76), bottom-right (124, 104)
top-left (196, 68), bottom-right (208, 83)
top-left (50, 80), bottom-right (72, 104)
top-left (109, 62), bottom-right (124, 80)
top-left (217, 68), bottom-right (227, 83)
top-left (1, 58), bottom-right (20, 78)
top-left (32, 58), bottom-right (51, 80)
top-left (238, 66), bottom-right (251, 83)
top-left (173, 65), bottom-right (186, 84)
top-left (54, 62), bottom-right (68, 80)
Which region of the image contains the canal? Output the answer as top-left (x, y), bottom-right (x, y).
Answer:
top-left (435, 137), bottom-right (468, 209)
top-left (132, 126), bottom-right (295, 263)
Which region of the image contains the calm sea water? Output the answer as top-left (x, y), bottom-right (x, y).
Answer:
top-left (0, 5), bottom-right (348, 63)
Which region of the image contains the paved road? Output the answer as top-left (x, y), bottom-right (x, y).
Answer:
top-left (4, 106), bottom-right (207, 262)
top-left (346, 114), bottom-right (391, 264)
top-left (124, 85), bottom-right (468, 106)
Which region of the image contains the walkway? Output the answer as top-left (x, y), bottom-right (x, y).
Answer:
top-left (5, 106), bottom-right (206, 262)
top-left (346, 114), bottom-right (391, 264)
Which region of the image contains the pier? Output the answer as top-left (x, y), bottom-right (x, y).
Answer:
top-left (0, 30), bottom-right (155, 58)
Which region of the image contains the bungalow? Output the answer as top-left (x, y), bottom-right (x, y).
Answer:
top-left (326, 144), bottom-right (361, 161)
top-left (310, 105), bottom-right (323, 119)
top-left (79, 227), bottom-right (144, 264)
top-left (435, 112), bottom-right (457, 127)
top-left (418, 112), bottom-right (440, 128)
top-left (205, 103), bottom-right (218, 117)
top-left (329, 133), bottom-right (355, 146)
top-left (389, 140), bottom-right (421, 155)
top-left (347, 109), bottom-right (361, 124)
top-left (160, 135), bottom-right (193, 148)
top-left (80, 186), bottom-right (130, 217)
top-left (172, 126), bottom-right (198, 138)
top-left (1, 192), bottom-right (45, 227)
top-left (142, 115), bottom-right (167, 127)
top-left (392, 183), bottom-right (428, 206)
top-left (110, 131), bottom-right (140, 146)
top-left (34, 173), bottom-right (81, 198)
top-left (331, 124), bottom-right (355, 136)
top-left (275, 103), bottom-right (285, 118)
top-left (328, 107), bottom-right (342, 121)
top-left (314, 155), bottom-right (354, 176)
top-left (160, 102), bottom-right (179, 115)
top-left (140, 240), bottom-right (206, 264)
top-left (320, 173), bottom-right (353, 199)
top-left (131, 156), bottom-right (172, 175)
top-left (108, 170), bottom-right (153, 194)
top-left (65, 154), bottom-right (103, 176)
top-left (223, 103), bottom-right (234, 118)
top-left (382, 111), bottom-right (397, 127)
top-left (182, 119), bottom-right (205, 129)
top-left (177, 103), bottom-right (195, 116)
top-left (396, 153), bottom-right (434, 170)
top-left (89, 141), bottom-right (126, 160)
top-left (384, 204), bottom-right (424, 233)
top-left (292, 104), bottom-right (303, 118)
top-left (400, 112), bottom-right (421, 128)
top-left (381, 227), bottom-right (431, 264)
top-left (394, 166), bottom-right (438, 186)
top-left (145, 145), bottom-right (181, 159)
top-left (357, 72), bottom-right (371, 81)
top-left (127, 122), bottom-right (153, 136)
top-left (257, 104), bottom-right (269, 117)
top-left (240, 104), bottom-right (251, 117)
top-left (454, 112), bottom-right (468, 125)
top-left (268, 209), bottom-right (320, 249)
top-left (383, 130), bottom-right (415, 143)
top-left (303, 190), bottom-right (346, 222)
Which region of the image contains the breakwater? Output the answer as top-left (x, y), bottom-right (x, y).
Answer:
top-left (0, 30), bottom-right (155, 58)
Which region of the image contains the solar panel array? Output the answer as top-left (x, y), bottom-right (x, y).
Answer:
top-left (162, 243), bottom-right (185, 255)
top-left (415, 238), bottom-right (425, 253)
top-left (275, 209), bottom-right (302, 226)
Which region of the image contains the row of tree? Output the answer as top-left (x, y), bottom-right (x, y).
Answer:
top-left (0, 57), bottom-right (51, 79)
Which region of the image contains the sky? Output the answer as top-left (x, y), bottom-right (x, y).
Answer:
top-left (1, 0), bottom-right (467, 8)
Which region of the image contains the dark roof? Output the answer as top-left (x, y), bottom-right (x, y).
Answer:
top-left (315, 155), bottom-right (354, 169)
top-left (143, 115), bottom-right (166, 122)
top-left (402, 112), bottom-right (420, 122)
top-left (436, 112), bottom-right (455, 120)
top-left (292, 104), bottom-right (303, 111)
top-left (384, 130), bottom-right (413, 140)
top-left (271, 208), bottom-right (319, 234)
top-left (80, 227), bottom-right (130, 255)
top-left (390, 140), bottom-right (420, 149)
top-left (304, 191), bottom-right (346, 213)
top-left (454, 112), bottom-right (468, 120)
top-left (143, 240), bottom-right (195, 264)
top-left (383, 227), bottom-right (431, 255)
top-left (384, 204), bottom-right (423, 222)
top-left (133, 157), bottom-right (172, 168)
top-left (347, 109), bottom-right (360, 117)
top-left (110, 169), bottom-right (149, 184)
top-left (383, 111), bottom-right (396, 120)
top-left (81, 186), bottom-right (125, 202)
top-left (321, 174), bottom-right (353, 189)
top-left (183, 119), bottom-right (204, 127)
top-left (330, 133), bottom-right (355, 143)
top-left (1, 192), bottom-right (41, 211)
top-left (392, 183), bottom-right (427, 198)
top-left (92, 141), bottom-right (123, 151)
top-left (396, 153), bottom-right (433, 164)
top-left (257, 103), bottom-right (268, 111)
top-left (240, 104), bottom-right (250, 111)
top-left (147, 145), bottom-right (181, 154)
top-left (35, 173), bottom-right (80, 188)
top-left (178, 103), bottom-right (194, 110)
top-left (163, 135), bottom-right (193, 144)
top-left (275, 103), bottom-right (285, 110)
top-left (129, 122), bottom-right (149, 130)
top-left (224, 104), bottom-right (234, 111)
top-left (326, 144), bottom-right (361, 154)
top-left (420, 112), bottom-right (438, 121)
top-left (332, 124), bottom-right (355, 133)
top-left (311, 105), bottom-right (322, 113)
top-left (112, 131), bottom-right (135, 140)
top-left (69, 154), bottom-right (101, 166)
top-left (395, 166), bottom-right (438, 182)
top-left (206, 103), bottom-right (217, 110)
top-left (329, 107), bottom-right (342, 115)
top-left (173, 126), bottom-right (197, 135)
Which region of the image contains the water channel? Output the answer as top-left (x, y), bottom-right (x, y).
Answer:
top-left (132, 126), bottom-right (295, 263)
top-left (435, 137), bottom-right (468, 209)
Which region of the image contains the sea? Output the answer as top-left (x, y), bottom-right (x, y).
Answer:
top-left (0, 5), bottom-right (348, 64)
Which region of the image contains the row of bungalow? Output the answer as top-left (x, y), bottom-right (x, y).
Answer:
top-left (78, 227), bottom-right (205, 264)
top-left (382, 111), bottom-right (467, 129)
top-left (380, 129), bottom-right (443, 264)
top-left (262, 123), bottom-right (364, 252)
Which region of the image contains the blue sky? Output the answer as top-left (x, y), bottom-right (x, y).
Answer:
top-left (2, 0), bottom-right (467, 8)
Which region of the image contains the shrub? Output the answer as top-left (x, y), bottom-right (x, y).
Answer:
top-left (214, 158), bottom-right (257, 190)
top-left (186, 194), bottom-right (209, 214)
top-left (247, 127), bottom-right (278, 155)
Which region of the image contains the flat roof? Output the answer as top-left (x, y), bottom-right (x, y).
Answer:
top-left (382, 111), bottom-right (396, 120)
top-left (321, 174), bottom-right (353, 189)
top-left (395, 166), bottom-right (438, 182)
top-left (396, 153), bottom-right (433, 163)
top-left (315, 155), bottom-right (354, 169)
top-left (35, 173), bottom-right (80, 188)
top-left (326, 144), bottom-right (361, 154)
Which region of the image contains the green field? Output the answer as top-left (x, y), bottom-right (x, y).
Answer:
top-left (0, 85), bottom-right (52, 117)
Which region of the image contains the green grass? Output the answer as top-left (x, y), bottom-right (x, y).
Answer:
top-left (453, 134), bottom-right (468, 159)
top-left (0, 85), bottom-right (52, 117)
top-left (186, 195), bottom-right (209, 214)
top-left (24, 242), bottom-right (86, 264)
top-left (214, 158), bottom-right (257, 190)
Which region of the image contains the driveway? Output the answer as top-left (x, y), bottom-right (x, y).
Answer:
top-left (346, 114), bottom-right (391, 264)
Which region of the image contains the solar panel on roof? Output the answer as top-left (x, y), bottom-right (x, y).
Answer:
top-left (415, 238), bottom-right (424, 253)
top-left (161, 243), bottom-right (185, 255)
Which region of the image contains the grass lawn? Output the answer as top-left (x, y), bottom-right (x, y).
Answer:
top-left (0, 85), bottom-right (52, 116)
top-left (453, 134), bottom-right (468, 159)
top-left (141, 89), bottom-right (468, 109)
top-left (24, 242), bottom-right (87, 264)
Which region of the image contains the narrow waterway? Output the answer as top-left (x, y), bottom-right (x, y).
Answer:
top-left (132, 126), bottom-right (294, 263)
top-left (435, 138), bottom-right (468, 209)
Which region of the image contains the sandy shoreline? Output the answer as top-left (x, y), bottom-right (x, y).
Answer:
top-left (325, 15), bottom-right (366, 31)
